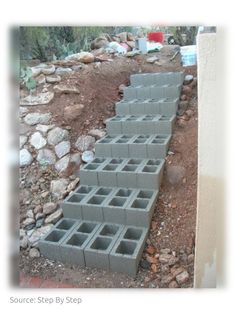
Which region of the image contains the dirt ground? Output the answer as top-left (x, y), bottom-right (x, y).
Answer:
top-left (19, 46), bottom-right (197, 288)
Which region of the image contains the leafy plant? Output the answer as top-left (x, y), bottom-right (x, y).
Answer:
top-left (20, 67), bottom-right (36, 91)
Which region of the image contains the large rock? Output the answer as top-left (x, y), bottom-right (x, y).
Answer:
top-left (46, 75), bottom-right (61, 83)
top-left (20, 149), bottom-right (33, 167)
top-left (44, 208), bottom-right (63, 224)
top-left (47, 127), bottom-right (69, 145)
top-left (28, 224), bottom-right (53, 246)
top-left (117, 32), bottom-right (128, 42)
top-left (43, 202), bottom-right (57, 215)
top-left (55, 155), bottom-right (70, 173)
top-left (65, 51), bottom-right (95, 63)
top-left (55, 67), bottom-right (72, 75)
top-left (88, 129), bottom-right (106, 140)
top-left (50, 179), bottom-right (69, 198)
top-left (91, 37), bottom-right (109, 50)
top-left (37, 149), bottom-right (56, 165)
top-left (29, 132), bottom-right (47, 149)
top-left (20, 135), bottom-right (27, 149)
top-left (20, 92), bottom-right (54, 106)
top-left (64, 104), bottom-right (84, 121)
top-left (36, 124), bottom-right (55, 134)
top-left (35, 74), bottom-right (46, 85)
top-left (75, 135), bottom-right (95, 152)
top-left (55, 141), bottom-right (70, 158)
top-left (166, 165), bottom-right (186, 185)
top-left (24, 112), bottom-right (52, 125)
top-left (41, 64), bottom-right (55, 75)
top-left (54, 84), bottom-right (80, 94)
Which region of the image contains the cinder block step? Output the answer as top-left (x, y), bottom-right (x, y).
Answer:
top-left (62, 185), bottom-right (158, 227)
top-left (38, 218), bottom-right (148, 277)
top-left (95, 134), bottom-right (171, 159)
top-left (130, 71), bottom-right (184, 86)
top-left (106, 114), bottom-right (175, 135)
top-left (79, 157), bottom-right (164, 189)
top-left (116, 98), bottom-right (179, 116)
top-left (123, 84), bottom-right (181, 100)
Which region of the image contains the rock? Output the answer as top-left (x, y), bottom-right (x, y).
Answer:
top-left (180, 94), bottom-right (187, 101)
top-left (160, 248), bottom-right (171, 254)
top-left (177, 118), bottom-right (186, 128)
top-left (91, 37), bottom-right (109, 50)
top-left (55, 67), bottom-right (72, 75)
top-left (178, 101), bottom-right (189, 115)
top-left (127, 32), bottom-right (135, 41)
top-left (146, 246), bottom-right (156, 255)
top-left (189, 78), bottom-right (197, 89)
top-left (26, 210), bottom-right (34, 219)
top-left (65, 51), bottom-right (95, 63)
top-left (55, 155), bottom-right (70, 173)
top-left (161, 274), bottom-right (174, 285)
top-left (36, 124), bottom-right (55, 134)
top-left (184, 74), bottom-right (194, 85)
top-left (160, 264), bottom-right (170, 274)
top-left (35, 74), bottom-right (46, 85)
top-left (127, 41), bottom-right (135, 49)
top-left (29, 132), bottom-right (47, 149)
top-left (35, 212), bottom-right (44, 220)
top-left (182, 85), bottom-right (192, 97)
top-left (41, 191), bottom-right (49, 198)
top-left (41, 64), bottom-right (55, 75)
top-left (146, 56), bottom-right (159, 64)
top-left (176, 271), bottom-right (189, 285)
top-left (30, 65), bottom-right (42, 77)
top-left (46, 75), bottom-right (61, 83)
top-left (47, 127), bottom-right (69, 146)
top-left (166, 165), bottom-right (186, 185)
top-left (55, 141), bottom-right (70, 158)
top-left (117, 32), bottom-right (128, 42)
top-left (29, 247), bottom-right (40, 258)
top-left (159, 254), bottom-right (178, 266)
top-left (140, 259), bottom-right (150, 270)
top-left (36, 218), bottom-right (44, 228)
top-left (67, 177), bottom-right (80, 193)
top-left (19, 107), bottom-right (28, 117)
top-left (187, 254), bottom-right (195, 263)
top-left (37, 148), bottom-right (56, 165)
top-left (185, 109), bottom-right (194, 117)
top-left (118, 84), bottom-right (126, 94)
top-left (43, 202), bottom-right (58, 215)
top-left (168, 281), bottom-right (179, 288)
top-left (22, 217), bottom-right (35, 228)
top-left (50, 179), bottom-right (69, 198)
top-left (24, 112), bottom-right (52, 125)
top-left (20, 92), bottom-right (54, 106)
top-left (75, 135), bottom-right (95, 152)
top-left (170, 266), bottom-right (185, 278)
top-left (81, 150), bottom-right (94, 163)
top-left (28, 224), bottom-right (53, 246)
top-left (64, 104), bottom-right (84, 121)
top-left (20, 229), bottom-right (26, 239)
top-left (20, 135), bottom-right (27, 148)
top-left (54, 84), bottom-right (80, 94)
top-left (88, 129), bottom-right (106, 140)
top-left (45, 208), bottom-right (63, 224)
top-left (71, 64), bottom-right (83, 71)
top-left (20, 149), bottom-right (33, 167)
top-left (70, 153), bottom-right (81, 165)
top-left (20, 236), bottom-right (28, 249)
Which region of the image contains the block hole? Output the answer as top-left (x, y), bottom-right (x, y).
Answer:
top-left (137, 190), bottom-right (154, 199)
top-left (87, 196), bottom-right (105, 205)
top-left (45, 230), bottom-right (65, 243)
top-left (124, 228), bottom-right (142, 240)
top-left (142, 165), bottom-right (158, 173)
top-left (68, 194), bottom-right (85, 203)
top-left (100, 224), bottom-right (119, 237)
top-left (66, 233), bottom-right (88, 247)
top-left (56, 219), bottom-right (76, 230)
top-left (77, 222), bottom-right (97, 233)
top-left (108, 197), bottom-right (126, 207)
top-left (131, 199), bottom-right (148, 209)
top-left (116, 241), bottom-right (137, 255)
top-left (96, 187), bottom-right (112, 196)
top-left (122, 165), bottom-right (138, 172)
top-left (115, 189), bottom-right (132, 197)
top-left (90, 237), bottom-right (112, 250)
top-left (76, 186), bottom-right (93, 194)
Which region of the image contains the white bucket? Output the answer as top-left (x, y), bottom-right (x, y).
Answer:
top-left (180, 45), bottom-right (197, 66)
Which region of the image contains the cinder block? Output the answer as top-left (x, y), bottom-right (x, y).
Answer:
top-left (106, 116), bottom-right (124, 134)
top-left (129, 135), bottom-right (151, 158)
top-left (84, 223), bottom-right (123, 270)
top-left (62, 193), bottom-right (87, 219)
top-left (147, 135), bottom-right (171, 158)
top-left (130, 72), bottom-right (184, 86)
top-left (109, 225), bottom-right (148, 277)
top-left (98, 163), bottom-right (118, 187)
top-left (79, 163), bottom-right (100, 185)
top-left (111, 136), bottom-right (131, 157)
top-left (116, 163), bottom-right (139, 188)
top-left (123, 87), bottom-right (137, 100)
top-left (137, 159), bottom-right (165, 189)
top-left (59, 220), bottom-right (101, 266)
top-left (95, 136), bottom-right (117, 157)
top-left (82, 194), bottom-right (107, 221)
top-left (103, 196), bottom-right (128, 225)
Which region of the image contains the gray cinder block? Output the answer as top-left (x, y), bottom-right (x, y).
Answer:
top-left (136, 159), bottom-right (165, 189)
top-left (62, 193), bottom-right (87, 219)
top-left (79, 163), bottom-right (100, 185)
top-left (82, 194), bottom-right (107, 221)
top-left (147, 135), bottom-right (171, 159)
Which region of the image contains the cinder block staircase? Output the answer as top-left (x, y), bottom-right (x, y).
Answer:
top-left (38, 71), bottom-right (184, 277)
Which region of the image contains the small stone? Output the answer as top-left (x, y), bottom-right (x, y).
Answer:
top-left (50, 179), bottom-right (69, 198)
top-left (146, 56), bottom-right (159, 64)
top-left (25, 223), bottom-right (35, 231)
top-left (55, 141), bottom-right (71, 159)
top-left (168, 281), bottom-right (179, 288)
top-left (187, 254), bottom-right (195, 263)
top-left (20, 236), bottom-right (28, 249)
top-left (22, 217), bottom-right (35, 227)
top-left (55, 155), bottom-right (70, 173)
top-left (140, 259), bottom-right (150, 270)
top-left (26, 209), bottom-right (34, 219)
top-left (43, 202), bottom-right (57, 215)
top-left (176, 271), bottom-right (189, 285)
top-left (36, 73), bottom-right (46, 85)
top-left (118, 84), bottom-right (126, 94)
top-left (20, 135), bottom-right (27, 148)
top-left (29, 248), bottom-right (40, 258)
top-left (185, 109), bottom-right (194, 117)
top-left (166, 166), bottom-right (186, 185)
top-left (47, 127), bottom-right (69, 146)
top-left (65, 51), bottom-right (94, 63)
top-left (75, 135), bottom-right (95, 152)
top-left (159, 254), bottom-right (178, 266)
top-left (55, 67), bottom-right (72, 75)
top-left (44, 208), bottom-right (63, 224)
top-left (184, 74), bottom-right (194, 85)
top-left (36, 148), bottom-right (56, 166)
top-left (171, 267), bottom-right (185, 278)
top-left (88, 129), bottom-right (106, 140)
top-left (36, 218), bottom-right (44, 228)
top-left (64, 104), bottom-right (84, 121)
top-left (160, 248), bottom-right (171, 254)
top-left (36, 124), bottom-right (55, 134)
top-left (41, 191), bottom-right (49, 198)
top-left (161, 274), bottom-right (174, 285)
top-left (46, 75), bottom-right (61, 83)
top-left (19, 107), bottom-right (28, 117)
top-left (20, 229), bottom-right (26, 239)
top-left (20, 92), bottom-right (54, 106)
top-left (146, 246), bottom-right (156, 255)
top-left (54, 84), bottom-right (80, 94)
top-left (160, 264), bottom-right (170, 274)
top-left (41, 64), bottom-right (55, 75)
top-left (81, 150), bottom-right (94, 163)
top-left (28, 225), bottom-right (53, 246)
top-left (182, 85), bottom-right (192, 96)
top-left (24, 112), bottom-right (52, 125)
top-left (20, 149), bottom-right (33, 167)
top-left (70, 153), bottom-right (81, 165)
top-left (67, 177), bottom-right (80, 192)
top-left (29, 132), bottom-right (47, 149)
top-left (178, 101), bottom-right (189, 115)
top-left (35, 212), bottom-right (44, 220)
